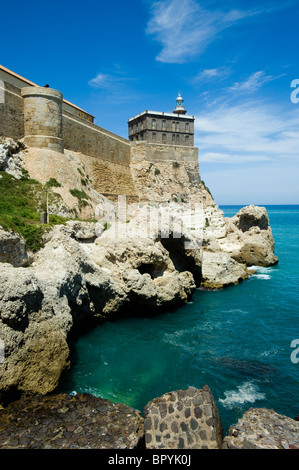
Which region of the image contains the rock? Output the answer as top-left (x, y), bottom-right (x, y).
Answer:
top-left (0, 264), bottom-right (72, 402)
top-left (143, 385), bottom-right (223, 449)
top-left (0, 393), bottom-right (144, 449)
top-left (0, 138), bottom-right (26, 179)
top-left (200, 251), bottom-right (250, 289)
top-left (222, 408), bottom-right (299, 449)
top-left (231, 205), bottom-right (269, 232)
top-left (0, 228), bottom-right (30, 266)
top-left (213, 205), bottom-right (279, 267)
top-left (0, 217), bottom-right (198, 401)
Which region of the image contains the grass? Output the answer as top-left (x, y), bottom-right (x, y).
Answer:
top-left (0, 171), bottom-right (69, 252)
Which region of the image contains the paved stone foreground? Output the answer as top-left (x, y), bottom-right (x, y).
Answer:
top-left (222, 407), bottom-right (299, 449)
top-left (0, 393), bottom-right (144, 449)
top-left (143, 385), bottom-right (223, 449)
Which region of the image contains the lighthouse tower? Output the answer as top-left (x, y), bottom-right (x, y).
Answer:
top-left (173, 92), bottom-right (187, 116)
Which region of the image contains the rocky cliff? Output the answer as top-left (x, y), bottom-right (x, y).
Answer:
top-left (0, 138), bottom-right (278, 425)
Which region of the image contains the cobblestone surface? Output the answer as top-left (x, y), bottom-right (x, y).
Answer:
top-left (143, 385), bottom-right (223, 449)
top-left (222, 407), bottom-right (299, 449)
top-left (0, 393), bottom-right (144, 449)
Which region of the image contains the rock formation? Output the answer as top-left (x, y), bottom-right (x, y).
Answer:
top-left (0, 138), bottom-right (280, 443)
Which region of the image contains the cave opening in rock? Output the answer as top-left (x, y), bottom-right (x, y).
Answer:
top-left (137, 263), bottom-right (164, 279)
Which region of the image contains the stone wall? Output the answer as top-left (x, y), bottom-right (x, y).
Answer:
top-left (0, 81), bottom-right (24, 140)
top-left (131, 141), bottom-right (198, 164)
top-left (62, 111), bottom-right (131, 165)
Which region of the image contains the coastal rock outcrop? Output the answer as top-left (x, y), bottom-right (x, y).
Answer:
top-left (0, 215), bottom-right (198, 401)
top-left (0, 228), bottom-right (30, 267)
top-left (222, 407), bottom-right (299, 449)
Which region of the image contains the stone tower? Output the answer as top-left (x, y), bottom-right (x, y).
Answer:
top-left (21, 86), bottom-right (64, 153)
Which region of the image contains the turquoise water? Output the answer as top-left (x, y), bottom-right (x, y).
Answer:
top-left (59, 205), bottom-right (299, 433)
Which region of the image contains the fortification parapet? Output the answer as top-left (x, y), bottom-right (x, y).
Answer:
top-left (21, 86), bottom-right (64, 153)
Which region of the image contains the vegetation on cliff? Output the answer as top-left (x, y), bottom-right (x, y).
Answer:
top-left (0, 171), bottom-right (68, 251)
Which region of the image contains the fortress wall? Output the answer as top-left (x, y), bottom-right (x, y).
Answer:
top-left (62, 111), bottom-right (131, 166)
top-left (131, 141), bottom-right (199, 164)
top-left (0, 80), bottom-right (24, 140)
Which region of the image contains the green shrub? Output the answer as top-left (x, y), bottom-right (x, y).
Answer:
top-left (45, 178), bottom-right (61, 188)
top-left (69, 188), bottom-right (90, 200)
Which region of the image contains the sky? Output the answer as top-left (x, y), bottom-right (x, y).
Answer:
top-left (2, 0), bottom-right (299, 204)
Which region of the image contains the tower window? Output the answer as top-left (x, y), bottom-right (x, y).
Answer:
top-left (152, 132), bottom-right (156, 141)
top-left (152, 119), bottom-right (156, 129)
top-left (185, 135), bottom-right (189, 144)
top-left (176, 135), bottom-right (179, 142)
top-left (176, 122), bottom-right (179, 131)
top-left (185, 123), bottom-right (189, 132)
top-left (172, 134), bottom-right (175, 142)
top-left (162, 120), bottom-right (166, 130)
top-left (162, 133), bottom-right (166, 143)
top-left (172, 121), bottom-right (175, 131)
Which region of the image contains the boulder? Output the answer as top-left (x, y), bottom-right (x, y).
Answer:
top-left (0, 228), bottom-right (30, 267)
top-left (216, 205), bottom-right (279, 267)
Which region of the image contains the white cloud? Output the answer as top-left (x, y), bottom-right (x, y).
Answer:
top-left (194, 101), bottom-right (299, 164)
top-left (88, 71), bottom-right (133, 90)
top-left (228, 71), bottom-right (286, 94)
top-left (192, 67), bottom-right (231, 83)
top-left (146, 0), bottom-right (259, 63)
top-left (88, 70), bottom-right (138, 103)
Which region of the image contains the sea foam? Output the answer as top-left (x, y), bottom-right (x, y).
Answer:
top-left (219, 381), bottom-right (265, 409)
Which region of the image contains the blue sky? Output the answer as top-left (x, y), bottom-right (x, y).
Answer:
top-left (2, 0), bottom-right (299, 204)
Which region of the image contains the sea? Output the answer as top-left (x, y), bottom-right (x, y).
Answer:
top-left (59, 205), bottom-right (299, 434)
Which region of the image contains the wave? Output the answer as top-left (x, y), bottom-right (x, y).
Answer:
top-left (219, 381), bottom-right (265, 409)
top-left (254, 274), bottom-right (271, 280)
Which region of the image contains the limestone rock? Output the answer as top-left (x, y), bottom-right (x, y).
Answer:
top-left (143, 385), bottom-right (223, 449)
top-left (0, 228), bottom-right (30, 267)
top-left (200, 251), bottom-right (250, 289)
top-left (0, 393), bottom-right (144, 449)
top-left (207, 205), bottom-right (278, 268)
top-left (231, 204), bottom-right (269, 232)
top-left (222, 408), bottom-right (299, 449)
top-left (0, 263), bottom-right (72, 401)
top-left (0, 138), bottom-right (26, 179)
top-left (0, 216), bottom-right (198, 401)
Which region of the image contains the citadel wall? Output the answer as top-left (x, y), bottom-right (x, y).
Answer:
top-left (0, 66), bottom-right (201, 205)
